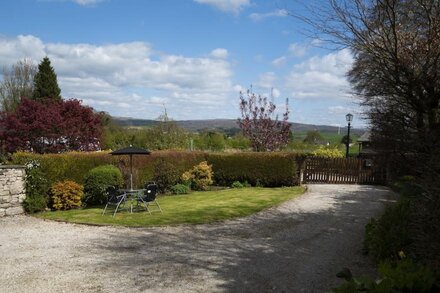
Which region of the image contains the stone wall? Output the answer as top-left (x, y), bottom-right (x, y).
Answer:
top-left (0, 165), bottom-right (26, 217)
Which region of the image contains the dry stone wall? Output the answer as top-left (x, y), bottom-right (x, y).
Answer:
top-left (0, 166), bottom-right (26, 217)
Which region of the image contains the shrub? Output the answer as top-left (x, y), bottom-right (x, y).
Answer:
top-left (170, 183), bottom-right (190, 195)
top-left (182, 161), bottom-right (213, 191)
top-left (364, 199), bottom-right (412, 262)
top-left (152, 159), bottom-right (180, 193)
top-left (231, 181), bottom-right (244, 188)
top-left (231, 181), bottom-right (251, 188)
top-left (51, 180), bottom-right (84, 210)
top-left (83, 165), bottom-right (124, 205)
top-left (207, 153), bottom-right (299, 187)
top-left (391, 175), bottom-right (424, 198)
top-left (23, 160), bottom-right (49, 213)
top-left (333, 259), bottom-right (439, 292)
top-left (310, 146), bottom-right (344, 158)
top-left (378, 259), bottom-right (438, 292)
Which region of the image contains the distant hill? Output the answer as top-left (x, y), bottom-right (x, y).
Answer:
top-left (113, 117), bottom-right (365, 135)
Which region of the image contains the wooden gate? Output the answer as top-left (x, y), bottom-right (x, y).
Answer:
top-left (303, 157), bottom-right (386, 184)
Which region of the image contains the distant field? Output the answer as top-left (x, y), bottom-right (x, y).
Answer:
top-left (113, 117), bottom-right (366, 136)
top-left (292, 131), bottom-right (360, 144)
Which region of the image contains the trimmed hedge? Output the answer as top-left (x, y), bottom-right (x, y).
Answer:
top-left (207, 153), bottom-right (300, 187)
top-left (12, 151), bottom-right (302, 189)
top-left (13, 151), bottom-right (114, 185)
top-left (12, 151), bottom-right (207, 188)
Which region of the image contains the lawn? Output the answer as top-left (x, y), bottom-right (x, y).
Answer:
top-left (36, 186), bottom-right (305, 227)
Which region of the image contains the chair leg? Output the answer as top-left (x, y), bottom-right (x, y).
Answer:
top-left (112, 198), bottom-right (125, 217)
top-left (144, 201), bottom-right (152, 215)
top-left (102, 203), bottom-right (109, 215)
top-left (154, 199), bottom-right (163, 213)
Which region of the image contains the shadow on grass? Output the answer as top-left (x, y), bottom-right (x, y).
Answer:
top-left (84, 185), bottom-right (396, 292)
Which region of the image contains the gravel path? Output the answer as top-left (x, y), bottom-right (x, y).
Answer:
top-left (0, 184), bottom-right (396, 293)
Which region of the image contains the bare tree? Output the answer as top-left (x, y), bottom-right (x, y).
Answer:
top-left (0, 58), bottom-right (36, 112)
top-left (293, 0), bottom-right (440, 268)
top-left (293, 0), bottom-right (440, 162)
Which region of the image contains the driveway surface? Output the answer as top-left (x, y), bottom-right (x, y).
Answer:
top-left (0, 184), bottom-right (396, 292)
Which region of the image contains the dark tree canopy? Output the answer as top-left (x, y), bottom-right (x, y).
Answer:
top-left (294, 0), bottom-right (440, 268)
top-left (238, 89), bottom-right (291, 152)
top-left (32, 57), bottom-right (61, 102)
top-left (303, 130), bottom-right (324, 144)
top-left (340, 134), bottom-right (352, 145)
top-left (0, 97), bottom-right (102, 153)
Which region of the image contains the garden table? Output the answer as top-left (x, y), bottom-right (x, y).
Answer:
top-left (118, 189), bottom-right (146, 213)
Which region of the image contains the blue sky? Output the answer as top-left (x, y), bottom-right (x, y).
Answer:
top-left (0, 0), bottom-right (362, 127)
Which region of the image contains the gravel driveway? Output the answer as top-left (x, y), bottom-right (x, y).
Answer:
top-left (0, 184), bottom-right (396, 292)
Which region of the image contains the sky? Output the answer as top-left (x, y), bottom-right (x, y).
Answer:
top-left (0, 0), bottom-right (363, 127)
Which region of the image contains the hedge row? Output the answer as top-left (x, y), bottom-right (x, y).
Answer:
top-left (12, 151), bottom-right (303, 188)
top-left (207, 153), bottom-right (300, 187)
top-left (12, 151), bottom-right (207, 189)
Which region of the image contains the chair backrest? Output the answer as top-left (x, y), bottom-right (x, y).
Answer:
top-left (106, 186), bottom-right (120, 203)
top-left (143, 183), bottom-right (158, 201)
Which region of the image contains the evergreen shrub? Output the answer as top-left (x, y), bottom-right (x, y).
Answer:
top-left (23, 160), bottom-right (49, 213)
top-left (364, 199), bottom-right (412, 262)
top-left (152, 159), bottom-right (180, 193)
top-left (170, 184), bottom-right (190, 195)
top-left (231, 181), bottom-right (251, 188)
top-left (83, 165), bottom-right (124, 205)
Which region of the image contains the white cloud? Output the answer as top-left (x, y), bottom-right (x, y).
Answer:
top-left (0, 35), bottom-right (235, 119)
top-left (271, 88), bottom-right (281, 98)
top-left (249, 9), bottom-right (288, 21)
top-left (210, 48), bottom-right (228, 59)
top-left (271, 56), bottom-right (287, 67)
top-left (257, 72), bottom-right (277, 89)
top-left (193, 0), bottom-right (250, 14)
top-left (285, 49), bottom-right (354, 100)
top-left (328, 105), bottom-right (350, 114)
top-left (73, 0), bottom-right (103, 5)
top-left (288, 43), bottom-right (307, 58)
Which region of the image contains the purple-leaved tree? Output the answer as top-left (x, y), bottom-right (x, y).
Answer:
top-left (238, 89), bottom-right (291, 152)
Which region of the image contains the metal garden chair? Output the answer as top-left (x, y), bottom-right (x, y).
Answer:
top-left (136, 182), bottom-right (162, 214)
top-left (102, 186), bottom-right (126, 217)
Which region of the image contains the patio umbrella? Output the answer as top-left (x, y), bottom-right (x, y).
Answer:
top-left (110, 146), bottom-right (151, 190)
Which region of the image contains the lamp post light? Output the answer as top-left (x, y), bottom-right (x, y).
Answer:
top-left (345, 113), bottom-right (353, 158)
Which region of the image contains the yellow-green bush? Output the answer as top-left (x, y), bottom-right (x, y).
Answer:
top-left (182, 161), bottom-right (214, 191)
top-left (51, 180), bottom-right (84, 210)
top-left (310, 146), bottom-right (344, 158)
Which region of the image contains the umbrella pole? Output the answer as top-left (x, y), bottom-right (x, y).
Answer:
top-left (130, 154), bottom-right (133, 190)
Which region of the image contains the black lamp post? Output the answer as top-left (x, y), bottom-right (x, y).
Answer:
top-left (345, 113), bottom-right (353, 158)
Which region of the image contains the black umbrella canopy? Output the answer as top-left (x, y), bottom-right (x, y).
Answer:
top-left (110, 146), bottom-right (151, 155)
top-left (110, 146), bottom-right (151, 190)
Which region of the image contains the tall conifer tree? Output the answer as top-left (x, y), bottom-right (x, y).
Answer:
top-left (32, 57), bottom-right (61, 101)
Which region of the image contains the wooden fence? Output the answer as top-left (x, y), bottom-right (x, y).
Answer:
top-left (302, 157), bottom-right (386, 184)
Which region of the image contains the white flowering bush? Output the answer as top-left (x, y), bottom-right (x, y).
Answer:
top-left (23, 160), bottom-right (49, 213)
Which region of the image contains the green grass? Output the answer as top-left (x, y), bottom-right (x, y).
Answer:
top-left (36, 186), bottom-right (305, 227)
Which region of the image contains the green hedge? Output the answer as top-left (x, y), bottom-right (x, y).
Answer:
top-left (13, 152), bottom-right (115, 186)
top-left (12, 151), bottom-right (207, 189)
top-left (12, 151), bottom-right (302, 189)
top-left (207, 153), bottom-right (300, 187)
